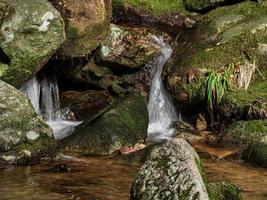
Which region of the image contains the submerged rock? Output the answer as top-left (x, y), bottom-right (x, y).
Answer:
top-left (131, 138), bottom-right (210, 200)
top-left (50, 0), bottom-right (112, 57)
top-left (0, 80), bottom-right (56, 165)
top-left (222, 120), bottom-right (267, 145)
top-left (242, 142), bottom-right (267, 168)
top-left (98, 24), bottom-right (161, 69)
top-left (60, 90), bottom-right (110, 121)
top-left (59, 93), bottom-right (148, 155)
top-left (0, 0), bottom-right (65, 88)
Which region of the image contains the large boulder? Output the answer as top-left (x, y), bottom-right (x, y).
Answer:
top-left (131, 138), bottom-right (210, 200)
top-left (0, 80), bottom-right (56, 165)
top-left (0, 0), bottom-right (65, 88)
top-left (165, 1), bottom-right (267, 111)
top-left (242, 142), bottom-right (267, 168)
top-left (221, 120), bottom-right (267, 145)
top-left (59, 93), bottom-right (148, 155)
top-left (97, 24), bottom-right (161, 69)
top-left (50, 0), bottom-right (112, 57)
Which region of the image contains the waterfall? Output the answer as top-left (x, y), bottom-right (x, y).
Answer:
top-left (147, 36), bottom-right (178, 142)
top-left (21, 75), bottom-right (82, 140)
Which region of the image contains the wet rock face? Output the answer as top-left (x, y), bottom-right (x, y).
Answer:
top-left (60, 90), bottom-right (110, 121)
top-left (242, 142), bottom-right (267, 168)
top-left (98, 24), bottom-right (161, 69)
top-left (0, 80), bottom-right (56, 165)
top-left (59, 93), bottom-right (148, 155)
top-left (0, 0), bottom-right (65, 88)
top-left (131, 138), bottom-right (209, 200)
top-left (50, 0), bottom-right (112, 57)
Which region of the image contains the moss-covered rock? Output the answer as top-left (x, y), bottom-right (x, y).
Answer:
top-left (208, 182), bottom-right (243, 200)
top-left (60, 90), bottom-right (110, 120)
top-left (0, 0), bottom-right (65, 88)
top-left (165, 2), bottom-right (267, 107)
top-left (222, 120), bottom-right (267, 145)
top-left (0, 80), bottom-right (56, 165)
top-left (242, 142), bottom-right (267, 168)
top-left (218, 77), bottom-right (267, 120)
top-left (112, 0), bottom-right (190, 34)
top-left (50, 0), bottom-right (112, 57)
top-left (183, 0), bottom-right (233, 12)
top-left (131, 138), bottom-right (210, 200)
top-left (98, 24), bottom-right (161, 69)
top-left (59, 93), bottom-right (148, 155)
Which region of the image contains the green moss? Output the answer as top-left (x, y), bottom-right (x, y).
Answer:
top-left (208, 182), bottom-right (243, 200)
top-left (242, 142), bottom-right (267, 168)
top-left (60, 93), bottom-right (148, 155)
top-left (112, 0), bottom-right (187, 16)
top-left (66, 25), bottom-right (80, 39)
top-left (156, 154), bottom-right (170, 172)
top-left (224, 120), bottom-right (267, 145)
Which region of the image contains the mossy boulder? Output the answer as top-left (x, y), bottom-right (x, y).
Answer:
top-left (59, 93), bottom-right (148, 155)
top-left (222, 120), bottom-right (267, 145)
top-left (0, 0), bottom-right (65, 88)
top-left (131, 138), bottom-right (210, 200)
top-left (50, 0), bottom-right (112, 57)
top-left (242, 142), bottom-right (267, 168)
top-left (98, 24), bottom-right (161, 69)
top-left (112, 0), bottom-right (190, 34)
top-left (60, 90), bottom-right (110, 120)
top-left (218, 77), bottom-right (267, 120)
top-left (165, 2), bottom-right (267, 106)
top-left (0, 80), bottom-right (56, 165)
top-left (208, 182), bottom-right (243, 200)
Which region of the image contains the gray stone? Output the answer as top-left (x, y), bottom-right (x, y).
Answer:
top-left (131, 138), bottom-right (209, 200)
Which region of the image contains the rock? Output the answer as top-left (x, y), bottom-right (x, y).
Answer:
top-left (208, 182), bottom-right (243, 200)
top-left (0, 0), bottom-right (65, 88)
top-left (165, 2), bottom-right (267, 108)
top-left (222, 120), bottom-right (267, 145)
top-left (0, 80), bottom-right (56, 165)
top-left (112, 0), bottom-right (190, 35)
top-left (196, 113), bottom-right (208, 131)
top-left (59, 93), bottom-right (148, 155)
top-left (60, 90), bottom-right (110, 120)
top-left (50, 0), bottom-right (112, 57)
top-left (73, 58), bottom-right (137, 95)
top-left (98, 24), bottom-right (161, 69)
top-left (183, 0), bottom-right (232, 12)
top-left (131, 138), bottom-right (210, 200)
top-left (242, 142), bottom-right (267, 168)
top-left (218, 83), bottom-right (267, 121)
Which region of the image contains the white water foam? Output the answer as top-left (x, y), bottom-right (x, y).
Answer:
top-left (21, 76), bottom-right (82, 140)
top-left (147, 36), bottom-right (178, 142)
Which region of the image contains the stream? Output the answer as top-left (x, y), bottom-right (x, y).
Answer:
top-left (0, 156), bottom-right (266, 200)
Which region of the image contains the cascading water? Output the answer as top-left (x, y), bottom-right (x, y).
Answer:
top-left (21, 75), bottom-right (82, 140)
top-left (147, 36), bottom-right (178, 142)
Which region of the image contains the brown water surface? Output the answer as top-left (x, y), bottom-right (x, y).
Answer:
top-left (0, 155), bottom-right (266, 200)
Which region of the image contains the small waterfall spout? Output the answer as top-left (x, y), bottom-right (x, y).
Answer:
top-left (21, 75), bottom-right (82, 140)
top-left (147, 36), bottom-right (178, 142)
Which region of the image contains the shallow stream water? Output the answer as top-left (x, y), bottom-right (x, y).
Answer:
top-left (0, 156), bottom-right (266, 200)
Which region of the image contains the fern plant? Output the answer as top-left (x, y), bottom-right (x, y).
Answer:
top-left (201, 64), bottom-right (233, 111)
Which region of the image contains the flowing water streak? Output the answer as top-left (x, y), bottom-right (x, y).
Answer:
top-left (147, 36), bottom-right (178, 142)
top-left (21, 76), bottom-right (82, 140)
